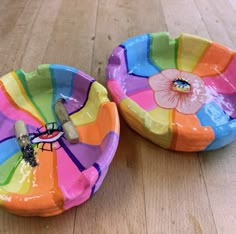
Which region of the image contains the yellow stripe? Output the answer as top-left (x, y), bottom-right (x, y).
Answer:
top-left (71, 82), bottom-right (109, 126)
top-left (1, 72), bottom-right (44, 123)
top-left (120, 98), bottom-right (172, 148)
top-left (177, 33), bottom-right (211, 71)
top-left (0, 161), bottom-right (32, 195)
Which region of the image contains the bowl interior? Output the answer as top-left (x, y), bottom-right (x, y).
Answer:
top-left (0, 64), bottom-right (119, 216)
top-left (107, 32), bottom-right (236, 151)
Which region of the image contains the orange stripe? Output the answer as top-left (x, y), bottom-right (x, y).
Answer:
top-left (4, 149), bottom-right (64, 215)
top-left (0, 80), bottom-right (44, 126)
top-left (170, 111), bottom-right (214, 152)
top-left (77, 102), bottom-right (119, 145)
top-left (193, 42), bottom-right (233, 77)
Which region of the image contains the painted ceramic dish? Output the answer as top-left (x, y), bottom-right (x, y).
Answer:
top-left (106, 32), bottom-right (236, 152)
top-left (0, 64), bottom-right (119, 216)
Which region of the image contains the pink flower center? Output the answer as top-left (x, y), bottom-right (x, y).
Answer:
top-left (172, 78), bottom-right (191, 93)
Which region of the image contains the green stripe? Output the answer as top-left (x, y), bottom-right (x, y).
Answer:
top-left (16, 65), bottom-right (55, 123)
top-left (0, 151), bottom-right (22, 185)
top-left (150, 32), bottom-right (178, 70)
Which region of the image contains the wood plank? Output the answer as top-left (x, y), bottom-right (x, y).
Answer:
top-left (142, 142), bottom-right (217, 234)
top-left (0, 0), bottom-right (98, 233)
top-left (195, 1), bottom-right (236, 233)
top-left (0, 0), bottom-right (235, 233)
top-left (79, 0), bottom-right (217, 234)
top-left (161, 0), bottom-right (210, 39)
top-left (0, 1), bottom-right (75, 233)
top-left (20, 0), bottom-right (63, 72)
top-left (200, 146), bottom-right (236, 234)
top-left (43, 0), bottom-right (99, 75)
top-left (0, 208), bottom-right (76, 234)
top-left (90, 0), bottom-right (166, 85)
top-left (143, 0), bottom-right (217, 233)
top-left (0, 0), bottom-right (41, 76)
top-left (74, 119), bottom-right (147, 234)
top-left (73, 0), bottom-right (166, 233)
top-left (194, 0), bottom-right (236, 49)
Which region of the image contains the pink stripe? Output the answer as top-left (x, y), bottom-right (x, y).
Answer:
top-left (203, 56), bottom-right (236, 94)
top-left (107, 80), bottom-right (126, 103)
top-left (56, 147), bottom-right (98, 209)
top-left (64, 167), bottom-right (99, 210)
top-left (128, 89), bottom-right (157, 111)
top-left (0, 89), bottom-right (42, 127)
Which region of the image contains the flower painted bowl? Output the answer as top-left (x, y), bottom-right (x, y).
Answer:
top-left (0, 64), bottom-right (119, 216)
top-left (106, 32), bottom-right (236, 152)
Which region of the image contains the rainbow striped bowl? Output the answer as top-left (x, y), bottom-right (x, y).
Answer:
top-left (106, 32), bottom-right (236, 152)
top-left (0, 64), bottom-right (119, 216)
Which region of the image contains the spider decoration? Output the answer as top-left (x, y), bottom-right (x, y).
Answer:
top-left (31, 122), bottom-right (64, 152)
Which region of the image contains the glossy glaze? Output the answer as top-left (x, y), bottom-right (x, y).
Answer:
top-left (106, 32), bottom-right (236, 151)
top-left (0, 64), bottom-right (119, 216)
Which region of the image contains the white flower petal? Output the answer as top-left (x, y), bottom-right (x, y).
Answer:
top-left (149, 73), bottom-right (172, 91)
top-left (154, 90), bottom-right (179, 109)
top-left (162, 69), bottom-right (180, 81)
top-left (176, 94), bottom-right (203, 114)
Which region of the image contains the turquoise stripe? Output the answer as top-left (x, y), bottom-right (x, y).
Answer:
top-left (0, 137), bottom-right (20, 164)
top-left (50, 64), bottom-right (78, 124)
top-left (121, 34), bottom-right (160, 77)
top-left (50, 64), bottom-right (78, 102)
top-left (196, 102), bottom-right (236, 150)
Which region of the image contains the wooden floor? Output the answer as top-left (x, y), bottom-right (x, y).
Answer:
top-left (0, 0), bottom-right (235, 233)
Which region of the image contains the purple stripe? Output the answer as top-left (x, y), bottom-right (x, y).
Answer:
top-left (60, 139), bottom-right (101, 169)
top-left (93, 167), bottom-right (109, 193)
top-left (58, 138), bottom-right (85, 171)
top-left (90, 162), bottom-right (102, 197)
top-left (0, 136), bottom-right (15, 144)
top-left (106, 46), bottom-right (128, 81)
top-left (93, 162), bottom-right (101, 177)
top-left (64, 71), bottom-right (94, 115)
top-left (212, 92), bottom-right (236, 118)
top-left (122, 74), bottom-right (150, 95)
top-left (59, 132), bottom-right (119, 170)
top-left (106, 46), bottom-right (150, 96)
top-left (0, 112), bottom-right (37, 141)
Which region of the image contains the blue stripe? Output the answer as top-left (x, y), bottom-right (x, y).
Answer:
top-left (50, 64), bottom-right (78, 124)
top-left (196, 102), bottom-right (236, 150)
top-left (50, 64), bottom-right (78, 102)
top-left (121, 34), bottom-right (160, 77)
top-left (0, 136), bottom-right (21, 164)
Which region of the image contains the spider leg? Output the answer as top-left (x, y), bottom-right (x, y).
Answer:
top-left (40, 143), bottom-right (45, 152)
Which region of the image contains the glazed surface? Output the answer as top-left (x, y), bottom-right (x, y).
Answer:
top-left (107, 33), bottom-right (236, 151)
top-left (0, 64), bottom-right (119, 216)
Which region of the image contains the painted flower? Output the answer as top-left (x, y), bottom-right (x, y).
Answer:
top-left (107, 32), bottom-right (236, 152)
top-left (149, 69), bottom-right (207, 114)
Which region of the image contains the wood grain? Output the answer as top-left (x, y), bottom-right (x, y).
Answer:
top-left (195, 1), bottom-right (236, 233)
top-left (74, 119), bottom-right (147, 234)
top-left (143, 1), bottom-right (216, 233)
top-left (90, 0), bottom-right (166, 85)
top-left (0, 0), bottom-right (235, 233)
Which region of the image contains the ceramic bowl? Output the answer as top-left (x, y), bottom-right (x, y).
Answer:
top-left (106, 32), bottom-right (236, 152)
top-left (0, 64), bottom-right (119, 216)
